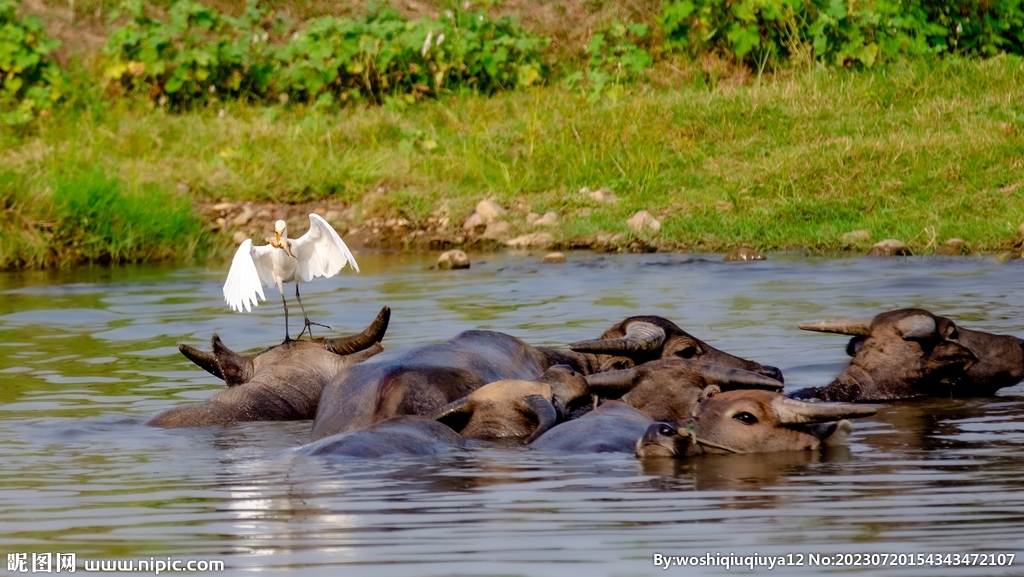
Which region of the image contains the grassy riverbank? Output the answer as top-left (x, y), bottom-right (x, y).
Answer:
top-left (2, 54), bottom-right (1023, 267)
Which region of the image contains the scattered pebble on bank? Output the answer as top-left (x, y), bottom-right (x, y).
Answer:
top-left (869, 239), bottom-right (912, 256)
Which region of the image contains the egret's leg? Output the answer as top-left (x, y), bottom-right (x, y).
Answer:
top-left (294, 284), bottom-right (331, 340)
top-left (281, 291), bottom-right (291, 343)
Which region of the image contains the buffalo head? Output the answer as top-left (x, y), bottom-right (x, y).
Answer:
top-left (792, 308), bottom-right (1022, 401)
top-left (636, 388), bottom-right (876, 458)
top-left (583, 358), bottom-right (784, 424)
top-left (432, 365), bottom-right (588, 443)
top-left (569, 315), bottom-right (784, 382)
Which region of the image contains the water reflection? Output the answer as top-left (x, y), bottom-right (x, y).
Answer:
top-left (0, 253), bottom-right (1023, 575)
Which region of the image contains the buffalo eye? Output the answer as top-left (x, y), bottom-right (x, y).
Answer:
top-left (675, 346), bottom-right (698, 359)
top-left (732, 412), bottom-right (758, 425)
top-left (658, 425), bottom-right (677, 436)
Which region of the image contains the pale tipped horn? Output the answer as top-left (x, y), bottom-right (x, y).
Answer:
top-left (570, 322), bottom-right (666, 355)
top-left (701, 365), bottom-right (784, 391)
top-left (431, 397), bottom-right (472, 423)
top-left (771, 395), bottom-right (878, 425)
top-left (895, 315), bottom-right (938, 341)
top-left (322, 306), bottom-right (391, 355)
top-left (584, 368), bottom-right (639, 397)
top-left (211, 334), bottom-right (254, 387)
top-left (522, 394), bottom-right (558, 444)
top-left (797, 318), bottom-right (873, 336)
top-left (178, 343), bottom-right (224, 381)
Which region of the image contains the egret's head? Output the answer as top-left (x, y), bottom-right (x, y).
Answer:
top-left (274, 220), bottom-right (287, 240)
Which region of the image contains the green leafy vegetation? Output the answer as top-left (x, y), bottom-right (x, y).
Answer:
top-left (104, 1), bottom-right (547, 109)
top-left (0, 0), bottom-right (64, 125)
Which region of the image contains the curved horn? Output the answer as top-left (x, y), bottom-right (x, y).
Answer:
top-left (584, 368), bottom-right (639, 397)
top-left (797, 318), bottom-right (873, 336)
top-left (570, 322), bottom-right (666, 355)
top-left (431, 397), bottom-right (472, 423)
top-left (771, 395), bottom-right (878, 425)
top-left (322, 306), bottom-right (391, 355)
top-left (522, 394), bottom-right (559, 444)
top-left (701, 365), bottom-right (785, 391)
top-left (211, 334), bottom-right (254, 387)
top-left (895, 315), bottom-right (938, 341)
top-left (178, 343), bottom-right (224, 381)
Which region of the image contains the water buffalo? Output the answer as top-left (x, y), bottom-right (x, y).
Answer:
top-left (792, 308), bottom-right (1024, 402)
top-left (293, 416), bottom-right (468, 458)
top-left (570, 315), bottom-right (784, 382)
top-left (584, 359), bottom-right (785, 424)
top-left (636, 389), bottom-right (877, 458)
top-left (432, 365), bottom-right (588, 443)
top-left (148, 307), bottom-right (390, 427)
top-left (311, 315), bottom-right (782, 440)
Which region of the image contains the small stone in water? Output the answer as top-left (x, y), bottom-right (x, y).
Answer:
top-left (541, 252), bottom-right (567, 264)
top-left (438, 250), bottom-right (470, 270)
top-left (723, 246), bottom-right (766, 262)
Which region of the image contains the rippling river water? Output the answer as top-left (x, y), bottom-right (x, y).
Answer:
top-left (1, 252), bottom-right (1022, 576)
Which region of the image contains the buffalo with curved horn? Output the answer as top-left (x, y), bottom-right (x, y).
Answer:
top-left (570, 315), bottom-right (784, 382)
top-left (792, 308), bottom-right (1024, 402)
top-left (148, 307), bottom-right (390, 427)
top-left (431, 365), bottom-right (587, 443)
top-left (636, 388), bottom-right (878, 458)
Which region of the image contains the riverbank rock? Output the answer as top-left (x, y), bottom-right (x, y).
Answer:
top-left (840, 230), bottom-right (872, 247)
top-left (533, 211), bottom-right (558, 227)
top-left (541, 252), bottom-right (567, 264)
top-left (937, 238), bottom-right (968, 256)
top-left (438, 250), bottom-right (470, 270)
top-left (482, 221), bottom-right (511, 240)
top-left (506, 232), bottom-right (554, 249)
top-left (583, 187), bottom-right (618, 204)
top-left (723, 246), bottom-right (766, 261)
top-left (475, 200), bottom-right (507, 223)
top-left (463, 212), bottom-right (486, 231)
top-left (869, 239), bottom-right (912, 256)
top-left (627, 210), bottom-right (661, 233)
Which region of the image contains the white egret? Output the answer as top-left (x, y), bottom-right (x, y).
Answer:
top-left (223, 213), bottom-right (359, 341)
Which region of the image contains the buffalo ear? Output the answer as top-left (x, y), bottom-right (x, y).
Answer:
top-left (846, 336), bottom-right (865, 357)
top-left (211, 335), bottom-right (254, 387)
top-left (695, 385), bottom-right (721, 415)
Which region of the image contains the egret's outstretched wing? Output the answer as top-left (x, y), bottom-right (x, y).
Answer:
top-left (293, 213), bottom-right (360, 282)
top-left (223, 240), bottom-right (275, 312)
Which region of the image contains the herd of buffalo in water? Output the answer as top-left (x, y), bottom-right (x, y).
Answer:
top-left (148, 305), bottom-right (1024, 460)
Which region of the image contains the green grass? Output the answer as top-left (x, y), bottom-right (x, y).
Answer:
top-left (2, 55), bottom-right (1024, 268)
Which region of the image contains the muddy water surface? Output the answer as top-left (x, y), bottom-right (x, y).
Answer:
top-left (1, 253), bottom-right (1023, 576)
